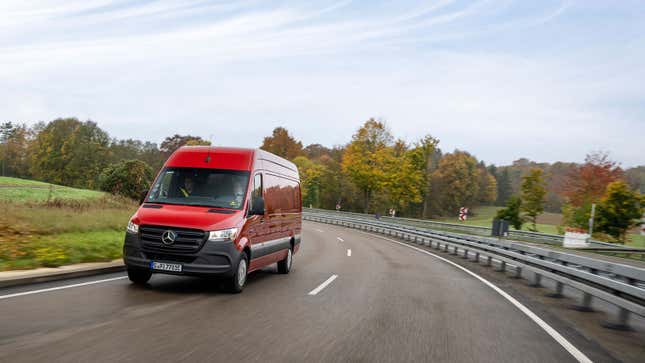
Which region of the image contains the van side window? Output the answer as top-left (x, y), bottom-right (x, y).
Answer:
top-left (251, 174), bottom-right (263, 202)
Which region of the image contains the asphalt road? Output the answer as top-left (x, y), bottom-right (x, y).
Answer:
top-left (0, 222), bottom-right (610, 362)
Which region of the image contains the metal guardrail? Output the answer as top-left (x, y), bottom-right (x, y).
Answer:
top-left (304, 211), bottom-right (645, 330)
top-left (305, 208), bottom-right (645, 254)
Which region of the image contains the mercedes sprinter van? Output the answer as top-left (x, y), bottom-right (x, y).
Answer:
top-left (123, 146), bottom-right (302, 293)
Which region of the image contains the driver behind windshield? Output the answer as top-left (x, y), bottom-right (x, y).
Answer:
top-left (180, 176), bottom-right (194, 197)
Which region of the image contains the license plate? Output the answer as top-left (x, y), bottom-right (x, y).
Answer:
top-left (150, 261), bottom-right (182, 272)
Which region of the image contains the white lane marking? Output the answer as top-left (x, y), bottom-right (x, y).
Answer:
top-left (308, 275), bottom-right (338, 296)
top-left (347, 249), bottom-right (352, 257)
top-left (314, 228), bottom-right (324, 233)
top-left (337, 237), bottom-right (344, 242)
top-left (354, 230), bottom-right (592, 363)
top-left (0, 276), bottom-right (128, 301)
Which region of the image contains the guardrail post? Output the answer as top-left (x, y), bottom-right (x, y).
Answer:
top-left (484, 256), bottom-right (492, 266)
top-left (530, 273), bottom-right (542, 287)
top-left (443, 243), bottom-right (449, 252)
top-left (497, 261), bottom-right (506, 272)
top-left (462, 249), bottom-right (469, 259)
top-left (603, 308), bottom-right (631, 331)
top-left (451, 246), bottom-right (458, 255)
top-left (511, 266), bottom-right (522, 279)
top-left (547, 282), bottom-right (565, 298)
top-left (473, 252), bottom-right (480, 263)
top-left (574, 293), bottom-right (594, 312)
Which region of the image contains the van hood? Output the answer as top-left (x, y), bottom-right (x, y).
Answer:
top-left (132, 204), bottom-right (244, 231)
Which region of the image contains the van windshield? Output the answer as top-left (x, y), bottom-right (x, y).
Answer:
top-left (146, 168), bottom-right (250, 210)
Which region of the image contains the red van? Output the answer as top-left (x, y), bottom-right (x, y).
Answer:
top-left (123, 146), bottom-right (302, 293)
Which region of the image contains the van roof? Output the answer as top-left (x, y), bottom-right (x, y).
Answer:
top-left (164, 146), bottom-right (298, 174)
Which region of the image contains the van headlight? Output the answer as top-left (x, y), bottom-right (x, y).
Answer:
top-left (127, 221), bottom-right (139, 234)
top-left (208, 228), bottom-right (239, 242)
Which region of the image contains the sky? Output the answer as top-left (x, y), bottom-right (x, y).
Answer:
top-left (1, 0), bottom-right (644, 167)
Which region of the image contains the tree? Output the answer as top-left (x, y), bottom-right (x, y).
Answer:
top-left (407, 135), bottom-right (440, 218)
top-left (30, 118), bottom-right (110, 188)
top-left (303, 144), bottom-right (331, 160)
top-left (100, 160), bottom-right (154, 200)
top-left (63, 121), bottom-right (111, 188)
top-left (341, 119), bottom-right (393, 213)
top-left (260, 127), bottom-right (303, 160)
top-left (293, 156), bottom-right (326, 208)
top-left (495, 168), bottom-right (512, 206)
top-left (562, 151), bottom-right (623, 207)
top-left (520, 168), bottom-right (547, 231)
top-left (0, 123), bottom-right (32, 178)
top-left (431, 151), bottom-right (480, 216)
top-left (477, 168), bottom-right (498, 204)
top-left (496, 196), bottom-right (523, 230)
top-left (383, 140), bottom-right (424, 212)
top-left (160, 134), bottom-right (210, 155)
top-left (595, 181), bottom-right (644, 242)
top-left (625, 166), bottom-right (645, 194)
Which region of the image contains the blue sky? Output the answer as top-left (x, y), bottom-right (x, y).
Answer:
top-left (1, 0), bottom-right (643, 166)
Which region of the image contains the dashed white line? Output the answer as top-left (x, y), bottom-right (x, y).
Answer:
top-left (337, 237), bottom-right (344, 242)
top-left (308, 275), bottom-right (338, 296)
top-left (314, 228), bottom-right (324, 233)
top-left (353, 229), bottom-right (592, 363)
top-left (0, 276), bottom-right (128, 301)
top-left (347, 249), bottom-right (352, 257)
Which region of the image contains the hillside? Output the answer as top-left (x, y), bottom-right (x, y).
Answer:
top-left (0, 176), bottom-right (105, 202)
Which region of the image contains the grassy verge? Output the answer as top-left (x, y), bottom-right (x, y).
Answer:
top-left (0, 179), bottom-right (138, 271)
top-left (0, 230), bottom-right (125, 270)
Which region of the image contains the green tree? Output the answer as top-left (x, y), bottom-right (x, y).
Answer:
top-left (520, 168), bottom-right (547, 231)
top-left (0, 123), bottom-right (32, 178)
top-left (160, 134), bottom-right (210, 156)
top-left (30, 118), bottom-right (110, 188)
top-left (595, 181), bottom-right (644, 242)
top-left (407, 135), bottom-right (440, 218)
top-left (477, 167), bottom-right (498, 204)
top-left (431, 151), bottom-right (480, 216)
top-left (341, 119), bottom-right (393, 213)
top-left (496, 168), bottom-right (512, 206)
top-left (496, 195), bottom-right (523, 230)
top-left (383, 140), bottom-right (424, 213)
top-left (100, 160), bottom-right (154, 200)
top-left (261, 127), bottom-right (303, 160)
top-left (293, 156), bottom-right (326, 208)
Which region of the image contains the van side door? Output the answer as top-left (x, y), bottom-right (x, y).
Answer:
top-left (247, 173), bottom-right (268, 267)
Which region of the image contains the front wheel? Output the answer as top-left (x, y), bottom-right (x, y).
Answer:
top-left (127, 267), bottom-right (152, 285)
top-left (277, 247), bottom-right (293, 274)
top-left (226, 252), bottom-right (248, 293)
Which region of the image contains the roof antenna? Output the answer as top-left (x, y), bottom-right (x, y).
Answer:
top-left (205, 134), bottom-right (213, 163)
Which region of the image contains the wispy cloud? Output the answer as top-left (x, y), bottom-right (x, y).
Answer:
top-left (0, 0), bottom-right (643, 166)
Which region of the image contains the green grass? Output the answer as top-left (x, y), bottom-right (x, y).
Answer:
top-left (0, 177), bottom-right (105, 202)
top-left (0, 176), bottom-right (53, 186)
top-left (434, 206), bottom-right (561, 234)
top-left (0, 230), bottom-right (125, 270)
top-left (627, 234), bottom-right (645, 248)
top-left (0, 177), bottom-right (137, 271)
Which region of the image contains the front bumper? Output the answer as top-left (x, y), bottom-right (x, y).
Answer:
top-left (123, 232), bottom-right (241, 277)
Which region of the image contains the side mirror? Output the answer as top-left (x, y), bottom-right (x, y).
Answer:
top-left (249, 196), bottom-right (265, 216)
top-left (139, 190), bottom-right (149, 205)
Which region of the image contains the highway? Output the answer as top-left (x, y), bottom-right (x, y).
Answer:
top-left (0, 222), bottom-right (620, 362)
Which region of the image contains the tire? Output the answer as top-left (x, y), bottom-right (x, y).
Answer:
top-left (227, 252), bottom-right (248, 293)
top-left (127, 267), bottom-right (152, 285)
top-left (277, 247), bottom-right (293, 274)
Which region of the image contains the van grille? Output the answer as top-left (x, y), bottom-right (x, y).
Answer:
top-left (139, 225), bottom-right (207, 254)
